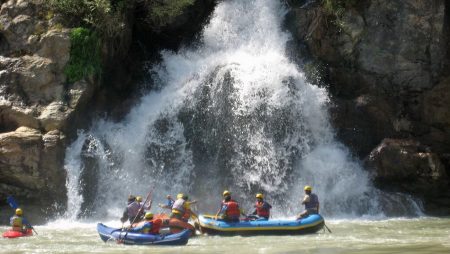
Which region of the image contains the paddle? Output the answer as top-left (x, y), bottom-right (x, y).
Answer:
top-left (6, 196), bottom-right (38, 235)
top-left (324, 223), bottom-right (332, 233)
top-left (119, 189), bottom-right (153, 243)
top-left (203, 214), bottom-right (225, 220)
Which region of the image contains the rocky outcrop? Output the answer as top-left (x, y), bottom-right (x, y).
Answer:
top-left (286, 0), bottom-right (450, 213)
top-left (0, 0), bottom-right (95, 133)
top-left (0, 127), bottom-right (66, 223)
top-left (0, 0), bottom-right (95, 221)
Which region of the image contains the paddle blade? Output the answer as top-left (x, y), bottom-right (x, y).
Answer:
top-left (7, 196), bottom-right (19, 209)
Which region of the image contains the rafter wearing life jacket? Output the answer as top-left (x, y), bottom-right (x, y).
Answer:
top-left (217, 190), bottom-right (244, 222)
top-left (170, 193), bottom-right (197, 222)
top-left (130, 212), bottom-right (162, 234)
top-left (10, 208), bottom-right (30, 232)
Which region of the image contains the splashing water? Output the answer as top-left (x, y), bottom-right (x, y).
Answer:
top-left (64, 0), bottom-right (420, 219)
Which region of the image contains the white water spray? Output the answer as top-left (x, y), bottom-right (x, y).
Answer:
top-left (64, 0), bottom-right (419, 219)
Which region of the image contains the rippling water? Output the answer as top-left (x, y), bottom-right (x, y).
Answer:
top-left (2, 218), bottom-right (449, 254)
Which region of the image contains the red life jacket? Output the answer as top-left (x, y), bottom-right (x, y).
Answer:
top-left (149, 219), bottom-right (162, 234)
top-left (224, 200), bottom-right (240, 218)
top-left (255, 201), bottom-right (270, 217)
top-left (181, 209), bottom-right (191, 221)
top-left (133, 218), bottom-right (162, 234)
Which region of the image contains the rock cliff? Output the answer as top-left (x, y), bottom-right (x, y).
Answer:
top-left (286, 0), bottom-right (450, 214)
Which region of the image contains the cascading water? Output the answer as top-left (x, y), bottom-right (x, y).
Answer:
top-left (64, 0), bottom-right (420, 219)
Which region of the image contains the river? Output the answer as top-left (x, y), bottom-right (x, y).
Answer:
top-left (1, 218), bottom-right (449, 253)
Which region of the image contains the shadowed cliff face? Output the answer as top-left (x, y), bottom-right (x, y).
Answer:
top-left (286, 0), bottom-right (450, 214)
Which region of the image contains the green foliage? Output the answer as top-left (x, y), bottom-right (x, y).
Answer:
top-left (64, 27), bottom-right (102, 83)
top-left (47, 0), bottom-right (198, 82)
top-left (148, 0), bottom-right (195, 27)
top-left (46, 0), bottom-right (128, 38)
top-left (322, 0), bottom-right (357, 17)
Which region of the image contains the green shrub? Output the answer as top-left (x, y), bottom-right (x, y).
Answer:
top-left (64, 27), bottom-right (102, 83)
top-left (148, 0), bottom-right (195, 27)
top-left (48, 0), bottom-right (197, 82)
top-left (322, 0), bottom-right (357, 17)
top-left (47, 0), bottom-right (128, 38)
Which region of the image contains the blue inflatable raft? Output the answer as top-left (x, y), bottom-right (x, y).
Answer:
top-left (97, 223), bottom-right (190, 245)
top-left (197, 214), bottom-right (325, 235)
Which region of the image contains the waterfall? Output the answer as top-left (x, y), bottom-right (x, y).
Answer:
top-left (64, 0), bottom-right (420, 219)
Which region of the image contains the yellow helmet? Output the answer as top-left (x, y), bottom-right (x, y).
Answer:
top-left (223, 190), bottom-right (231, 197)
top-left (144, 212), bottom-right (154, 219)
top-left (256, 193), bottom-right (263, 199)
top-left (304, 185), bottom-right (312, 191)
top-left (15, 208), bottom-right (23, 216)
top-left (177, 193), bottom-right (184, 199)
top-left (136, 196), bottom-right (142, 202)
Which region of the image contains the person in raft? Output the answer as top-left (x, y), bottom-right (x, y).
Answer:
top-left (216, 190), bottom-right (246, 222)
top-left (10, 208), bottom-right (31, 233)
top-left (250, 193), bottom-right (272, 220)
top-left (158, 195), bottom-right (175, 210)
top-left (297, 185), bottom-right (320, 219)
top-left (170, 193), bottom-right (198, 222)
top-left (120, 195), bottom-right (145, 224)
top-left (136, 195), bottom-right (152, 211)
top-left (129, 212), bottom-right (162, 234)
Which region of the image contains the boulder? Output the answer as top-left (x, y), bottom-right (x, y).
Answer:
top-left (366, 138), bottom-right (449, 214)
top-left (0, 127), bottom-right (67, 222)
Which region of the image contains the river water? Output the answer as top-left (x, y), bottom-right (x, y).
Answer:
top-left (1, 218), bottom-right (449, 254)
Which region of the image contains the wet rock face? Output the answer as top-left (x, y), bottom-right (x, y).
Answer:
top-left (357, 0), bottom-right (446, 90)
top-left (422, 77), bottom-right (450, 154)
top-left (286, 0), bottom-right (450, 213)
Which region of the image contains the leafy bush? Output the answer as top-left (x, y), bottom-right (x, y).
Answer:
top-left (322, 0), bottom-right (357, 17)
top-left (48, 0), bottom-right (198, 82)
top-left (64, 27), bottom-right (102, 83)
top-left (148, 0), bottom-right (195, 27)
top-left (46, 0), bottom-right (128, 38)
